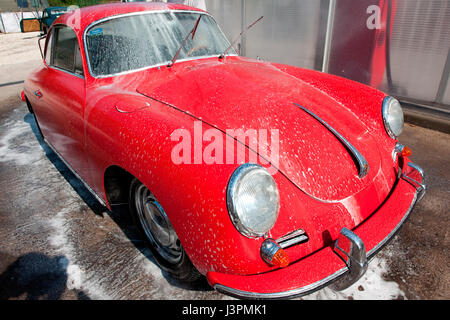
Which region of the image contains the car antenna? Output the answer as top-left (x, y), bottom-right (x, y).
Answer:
top-left (167, 14), bottom-right (203, 68)
top-left (219, 16), bottom-right (263, 60)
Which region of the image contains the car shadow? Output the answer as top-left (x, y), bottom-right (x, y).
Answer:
top-left (24, 112), bottom-right (212, 294)
top-left (0, 252), bottom-right (90, 300)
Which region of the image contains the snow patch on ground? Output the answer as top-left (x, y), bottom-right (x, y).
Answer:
top-left (303, 255), bottom-right (406, 300)
top-left (0, 112), bottom-right (42, 165)
top-left (66, 264), bottom-right (83, 291)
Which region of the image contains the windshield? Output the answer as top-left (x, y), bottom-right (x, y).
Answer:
top-left (85, 12), bottom-right (234, 76)
top-left (50, 9), bottom-right (68, 15)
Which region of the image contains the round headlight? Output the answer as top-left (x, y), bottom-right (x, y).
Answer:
top-left (382, 96), bottom-right (404, 138)
top-left (226, 164), bottom-right (280, 238)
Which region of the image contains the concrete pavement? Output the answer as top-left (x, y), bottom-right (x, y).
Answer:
top-left (0, 32), bottom-right (448, 300)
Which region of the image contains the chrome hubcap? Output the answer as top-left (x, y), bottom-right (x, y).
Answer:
top-left (134, 185), bottom-right (182, 264)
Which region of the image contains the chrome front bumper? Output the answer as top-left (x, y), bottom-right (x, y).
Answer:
top-left (330, 228), bottom-right (368, 291)
top-left (329, 161), bottom-right (426, 292)
top-left (213, 161), bottom-right (425, 299)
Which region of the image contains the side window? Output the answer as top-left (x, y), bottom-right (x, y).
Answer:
top-left (74, 41), bottom-right (84, 76)
top-left (44, 28), bottom-right (53, 64)
top-left (52, 26), bottom-right (83, 75)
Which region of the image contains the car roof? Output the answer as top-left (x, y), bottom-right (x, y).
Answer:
top-left (47, 6), bottom-right (67, 10)
top-left (55, 2), bottom-right (206, 33)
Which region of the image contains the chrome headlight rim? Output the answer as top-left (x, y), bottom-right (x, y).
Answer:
top-left (226, 163), bottom-right (280, 238)
top-left (382, 96), bottom-right (404, 139)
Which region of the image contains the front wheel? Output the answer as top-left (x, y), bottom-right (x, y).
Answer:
top-left (129, 178), bottom-right (201, 282)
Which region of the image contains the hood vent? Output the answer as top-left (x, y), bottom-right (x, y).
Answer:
top-left (293, 103), bottom-right (369, 178)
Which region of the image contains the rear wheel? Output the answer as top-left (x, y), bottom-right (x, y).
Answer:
top-left (129, 178), bottom-right (201, 282)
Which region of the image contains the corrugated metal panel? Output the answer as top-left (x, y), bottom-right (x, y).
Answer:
top-left (205, 0), bottom-right (243, 45)
top-left (444, 76), bottom-right (450, 104)
top-left (206, 0), bottom-right (325, 70)
top-left (206, 0), bottom-right (449, 109)
top-left (386, 0), bottom-right (450, 106)
top-left (244, 0), bottom-right (324, 69)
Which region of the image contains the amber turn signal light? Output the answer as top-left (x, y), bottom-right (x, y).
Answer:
top-left (401, 146), bottom-right (412, 157)
top-left (260, 239), bottom-right (290, 268)
top-left (272, 248), bottom-right (290, 268)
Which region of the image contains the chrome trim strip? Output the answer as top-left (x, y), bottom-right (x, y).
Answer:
top-left (278, 235), bottom-right (309, 249)
top-left (49, 65), bottom-right (85, 80)
top-left (293, 102), bottom-right (369, 178)
top-left (276, 229), bottom-right (309, 249)
top-left (82, 10), bottom-right (236, 79)
top-left (214, 268), bottom-right (347, 300)
top-left (44, 138), bottom-right (107, 207)
top-left (47, 24), bottom-right (85, 80)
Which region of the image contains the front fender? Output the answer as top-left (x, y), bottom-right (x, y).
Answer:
top-left (272, 63), bottom-right (395, 154)
top-left (84, 93), bottom-right (281, 275)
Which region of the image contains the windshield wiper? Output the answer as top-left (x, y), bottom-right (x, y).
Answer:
top-left (219, 16), bottom-right (263, 59)
top-left (167, 14), bottom-right (202, 68)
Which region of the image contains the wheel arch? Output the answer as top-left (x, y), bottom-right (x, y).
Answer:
top-left (24, 95), bottom-right (34, 114)
top-left (103, 165), bottom-right (135, 208)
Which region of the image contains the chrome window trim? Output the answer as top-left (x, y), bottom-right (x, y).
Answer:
top-left (48, 24), bottom-right (85, 80)
top-left (49, 65), bottom-right (85, 80)
top-left (293, 102), bottom-right (370, 178)
top-left (82, 10), bottom-right (236, 79)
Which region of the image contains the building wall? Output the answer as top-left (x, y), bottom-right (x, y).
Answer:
top-left (205, 0), bottom-right (450, 109)
top-left (207, 0), bottom-right (327, 71)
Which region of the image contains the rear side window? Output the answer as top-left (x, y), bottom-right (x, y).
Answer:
top-left (74, 41), bottom-right (84, 76)
top-left (44, 29), bottom-right (53, 64)
top-left (52, 26), bottom-right (83, 75)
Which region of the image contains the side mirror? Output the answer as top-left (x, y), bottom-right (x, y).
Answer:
top-left (38, 34), bottom-right (46, 60)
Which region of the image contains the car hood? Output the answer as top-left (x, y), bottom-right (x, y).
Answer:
top-left (136, 57), bottom-right (386, 202)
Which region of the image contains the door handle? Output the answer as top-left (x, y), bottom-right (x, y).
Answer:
top-left (34, 90), bottom-right (43, 98)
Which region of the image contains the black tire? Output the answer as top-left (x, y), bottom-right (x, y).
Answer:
top-left (129, 178), bottom-right (201, 282)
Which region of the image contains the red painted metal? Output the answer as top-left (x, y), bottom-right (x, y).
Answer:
top-left (23, 3), bottom-right (418, 295)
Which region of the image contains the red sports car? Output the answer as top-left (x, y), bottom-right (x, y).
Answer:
top-left (23, 3), bottom-right (425, 299)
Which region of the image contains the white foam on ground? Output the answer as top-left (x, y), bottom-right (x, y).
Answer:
top-left (48, 206), bottom-right (111, 299)
top-left (302, 255), bottom-right (406, 300)
top-left (66, 264), bottom-right (83, 291)
top-left (0, 114), bottom-right (42, 166)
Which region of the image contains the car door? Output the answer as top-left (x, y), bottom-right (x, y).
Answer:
top-left (33, 25), bottom-right (90, 184)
